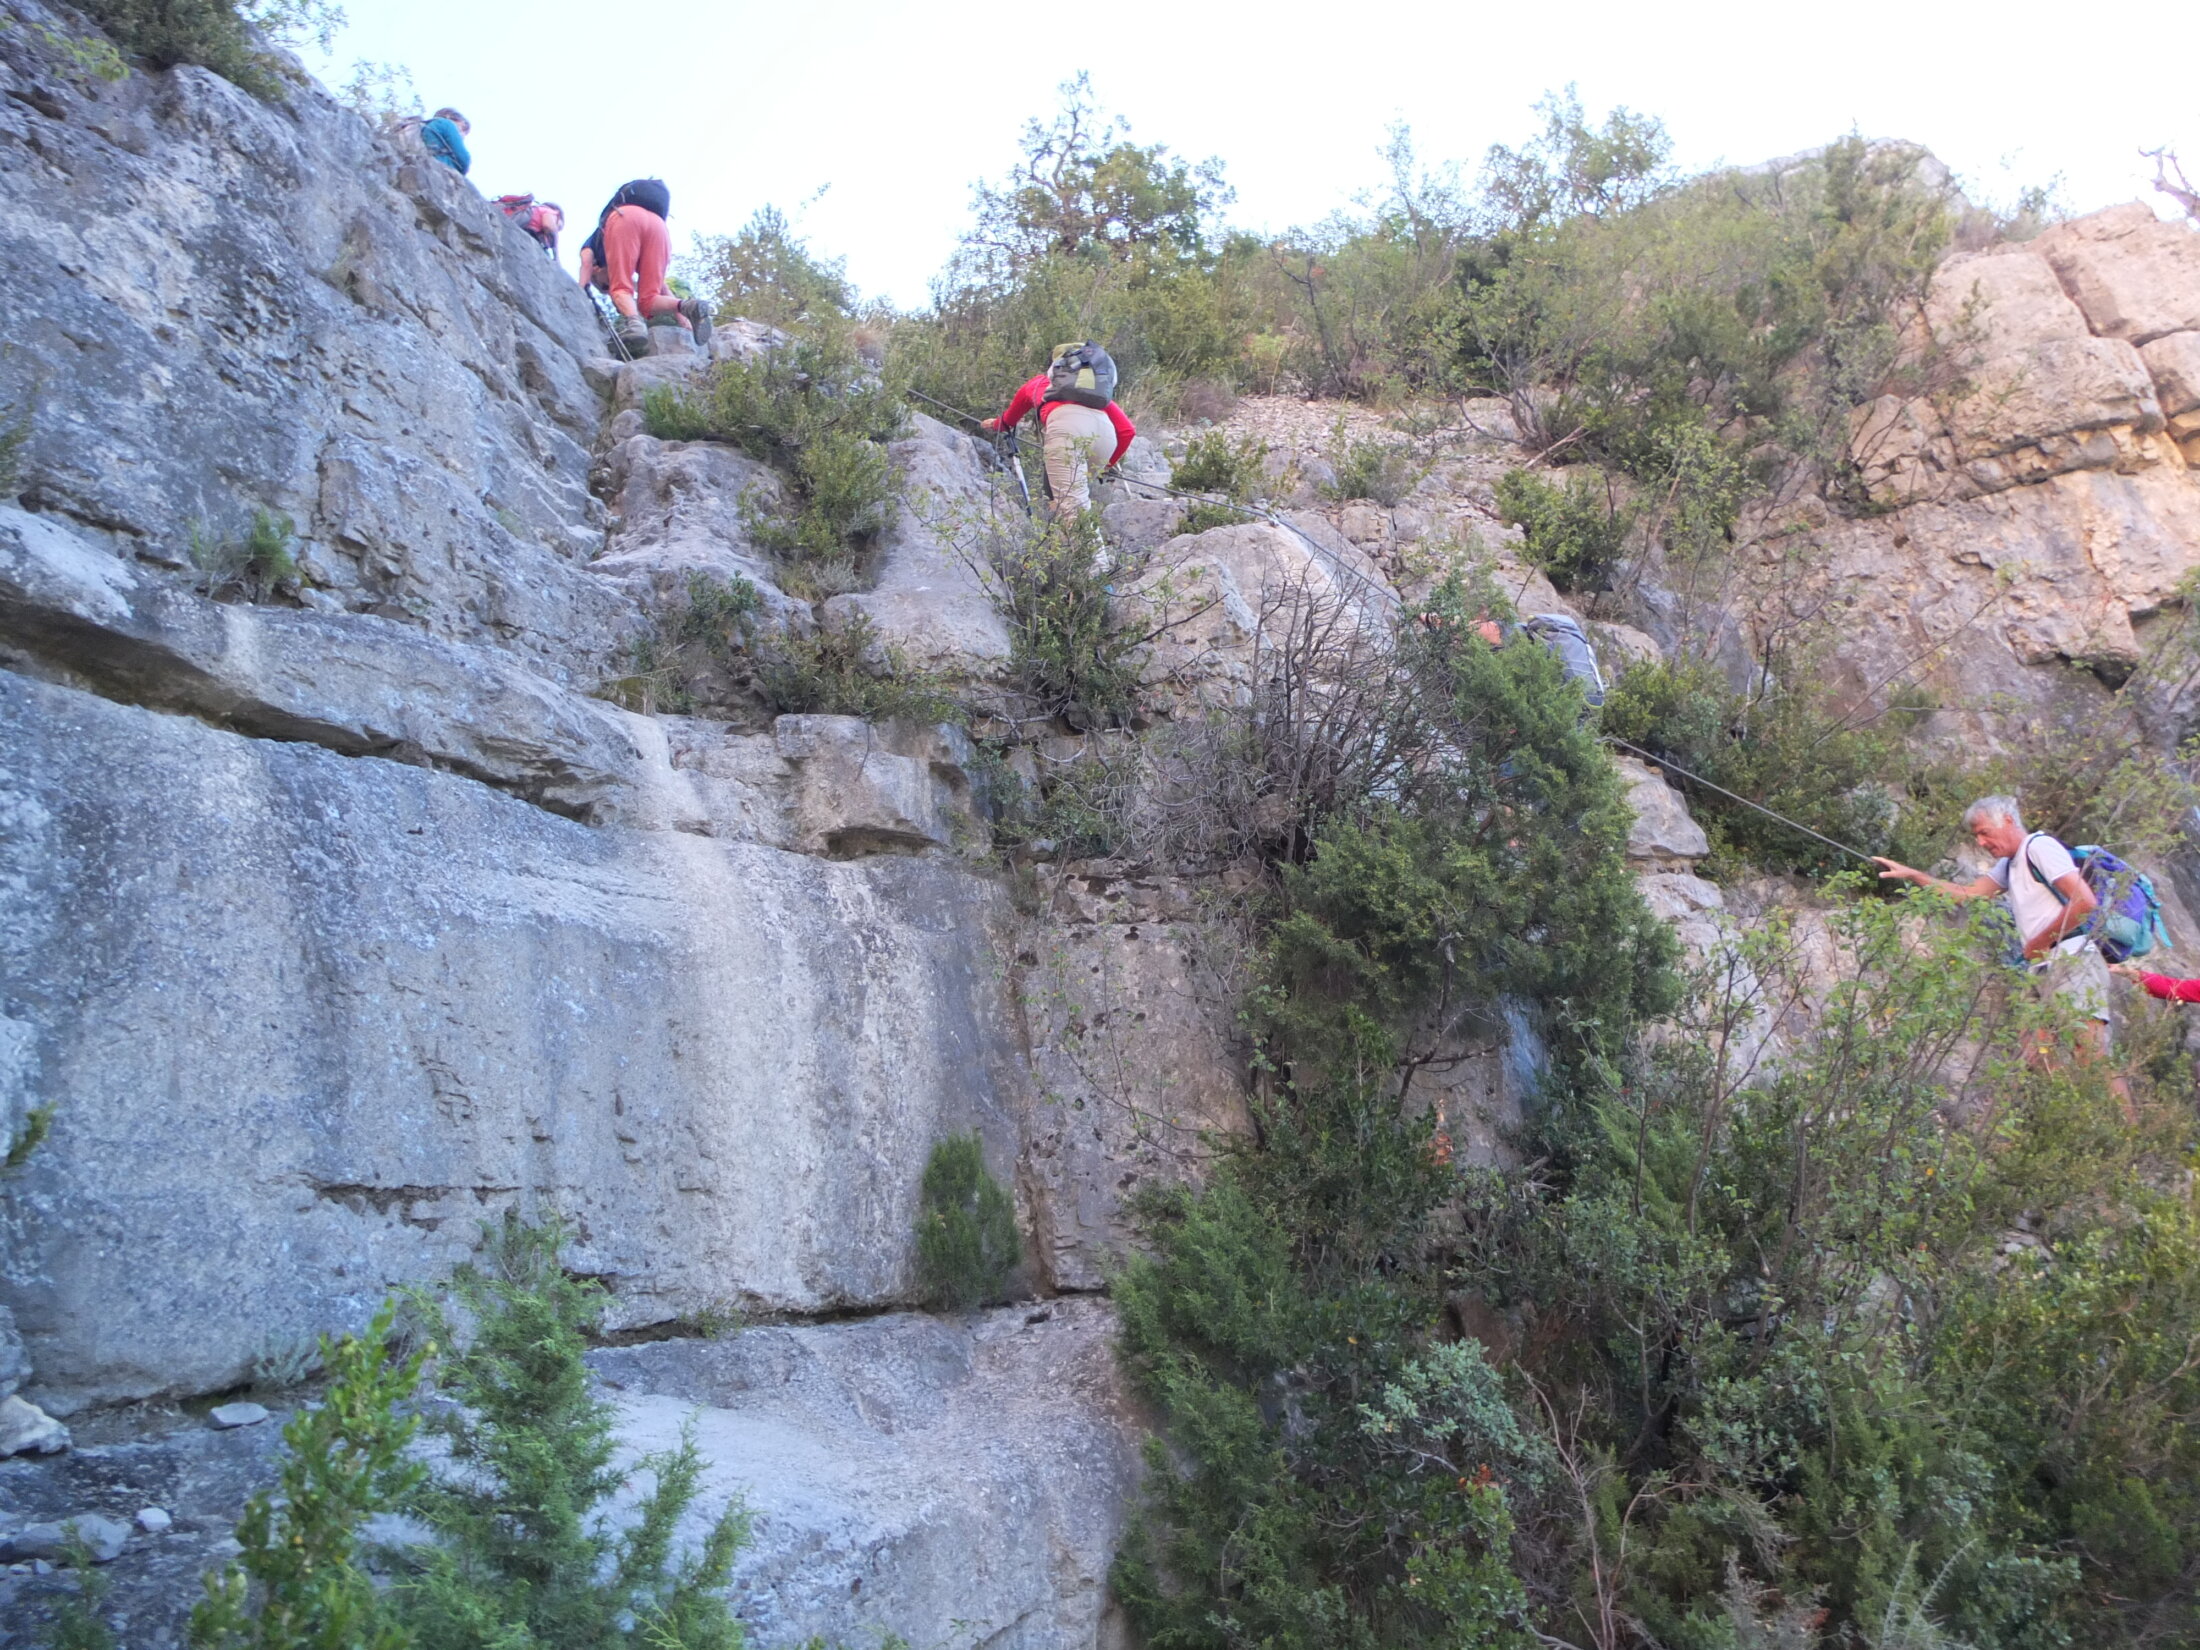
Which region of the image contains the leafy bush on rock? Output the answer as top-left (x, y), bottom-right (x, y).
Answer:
top-left (914, 1134), bottom-right (1020, 1312)
top-left (186, 1218), bottom-right (750, 1650)
top-left (645, 328), bottom-right (906, 602)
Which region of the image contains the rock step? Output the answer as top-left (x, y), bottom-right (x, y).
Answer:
top-left (0, 506), bottom-right (987, 856)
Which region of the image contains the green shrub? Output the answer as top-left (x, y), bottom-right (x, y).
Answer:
top-left (738, 431), bottom-right (892, 599)
top-left (1321, 421), bottom-right (1419, 505)
top-left (893, 88), bottom-right (1969, 536)
top-left (642, 331), bottom-right (905, 467)
top-left (392, 1213), bottom-right (750, 1650)
top-left (1491, 465), bottom-right (1636, 592)
top-left (599, 572), bottom-right (761, 715)
top-left (5, 1103), bottom-right (52, 1170)
top-left (757, 614), bottom-right (963, 725)
top-left (998, 741), bottom-right (1135, 861)
top-left (1451, 886), bottom-right (2200, 1648)
top-left (190, 1301), bottom-right (427, 1650)
top-left (45, 1530), bottom-right (118, 1650)
top-left (645, 328), bottom-right (905, 598)
top-left (1178, 498), bottom-right (1253, 534)
top-left (191, 509), bottom-right (298, 602)
top-left (1601, 652), bottom-right (1945, 876)
top-left (1111, 574), bottom-right (1677, 1648)
top-left (913, 1134), bottom-right (1019, 1311)
top-left (600, 632), bottom-right (695, 717)
top-left (1602, 605), bottom-right (2200, 885)
top-left (602, 576), bottom-right (964, 726)
top-left (17, 19), bottom-right (130, 84)
top-left (337, 60), bottom-right (418, 122)
top-left (1456, 126), bottom-right (1958, 497)
top-left (685, 206), bottom-right (853, 330)
top-left (77, 0), bottom-right (285, 99)
top-left (186, 1222), bottom-right (757, 1650)
top-left (1170, 430), bottom-right (1268, 500)
top-left (891, 75), bottom-right (1242, 423)
top-left (1113, 1177), bottom-right (1543, 1650)
top-left (958, 512), bottom-right (1148, 726)
top-left (1262, 572), bottom-right (1679, 1077)
top-left (675, 568), bottom-right (765, 648)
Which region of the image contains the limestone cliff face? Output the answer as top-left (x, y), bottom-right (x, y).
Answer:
top-left (4, 6), bottom-right (2199, 1641)
top-left (0, 2), bottom-right (1040, 1403)
top-left (1812, 205), bottom-right (2200, 736)
top-left (0, 12), bottom-right (1143, 1643)
top-left (0, 8), bottom-right (626, 680)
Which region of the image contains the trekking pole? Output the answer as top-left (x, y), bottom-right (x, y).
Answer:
top-left (998, 426), bottom-right (1034, 516)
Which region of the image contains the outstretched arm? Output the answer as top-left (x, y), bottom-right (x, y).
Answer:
top-left (1105, 403), bottom-right (1136, 468)
top-left (2110, 962), bottom-right (2200, 1002)
top-left (982, 376), bottom-right (1045, 434)
top-left (1873, 858), bottom-right (2000, 901)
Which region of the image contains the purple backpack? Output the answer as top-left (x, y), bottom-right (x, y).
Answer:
top-left (2023, 837), bottom-right (2169, 962)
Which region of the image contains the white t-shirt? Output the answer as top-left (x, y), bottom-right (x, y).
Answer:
top-left (1987, 832), bottom-right (2082, 949)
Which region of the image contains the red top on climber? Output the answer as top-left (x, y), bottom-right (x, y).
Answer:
top-left (992, 373), bottom-right (1135, 467)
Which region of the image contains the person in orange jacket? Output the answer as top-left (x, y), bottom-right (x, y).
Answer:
top-left (980, 343), bottom-right (1135, 523)
top-left (577, 179), bottom-right (710, 351)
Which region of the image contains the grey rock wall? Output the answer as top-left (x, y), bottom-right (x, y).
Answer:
top-left (0, 13), bottom-right (1173, 1644)
top-left (0, 1301), bottom-right (1143, 1650)
top-left (596, 1300), bottom-right (1140, 1650)
top-left (1014, 864), bottom-right (1253, 1290)
top-left (0, 2), bottom-right (626, 678)
top-left (0, 669), bottom-right (1027, 1413)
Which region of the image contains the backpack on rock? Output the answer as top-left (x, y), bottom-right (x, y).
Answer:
top-left (1521, 614), bottom-right (1607, 708)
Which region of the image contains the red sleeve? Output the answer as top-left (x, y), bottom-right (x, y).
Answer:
top-left (1106, 402), bottom-right (1135, 468)
top-left (2139, 972), bottom-right (2200, 1003)
top-left (999, 373), bottom-right (1048, 428)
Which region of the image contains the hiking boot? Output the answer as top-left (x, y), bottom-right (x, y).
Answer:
top-left (679, 296), bottom-right (714, 348)
top-left (612, 313), bottom-right (648, 351)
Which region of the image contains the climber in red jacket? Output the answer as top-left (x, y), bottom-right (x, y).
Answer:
top-left (980, 343), bottom-right (1135, 523)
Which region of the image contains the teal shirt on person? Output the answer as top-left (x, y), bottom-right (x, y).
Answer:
top-left (421, 116), bottom-right (470, 175)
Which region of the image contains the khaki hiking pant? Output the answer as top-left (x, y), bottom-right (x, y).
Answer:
top-left (1040, 404), bottom-right (1116, 519)
top-left (2036, 938), bottom-right (2113, 1044)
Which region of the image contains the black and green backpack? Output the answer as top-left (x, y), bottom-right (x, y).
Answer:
top-left (1042, 341), bottom-right (1118, 410)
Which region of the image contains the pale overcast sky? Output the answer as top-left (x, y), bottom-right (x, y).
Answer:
top-left (305, 0), bottom-right (2191, 309)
